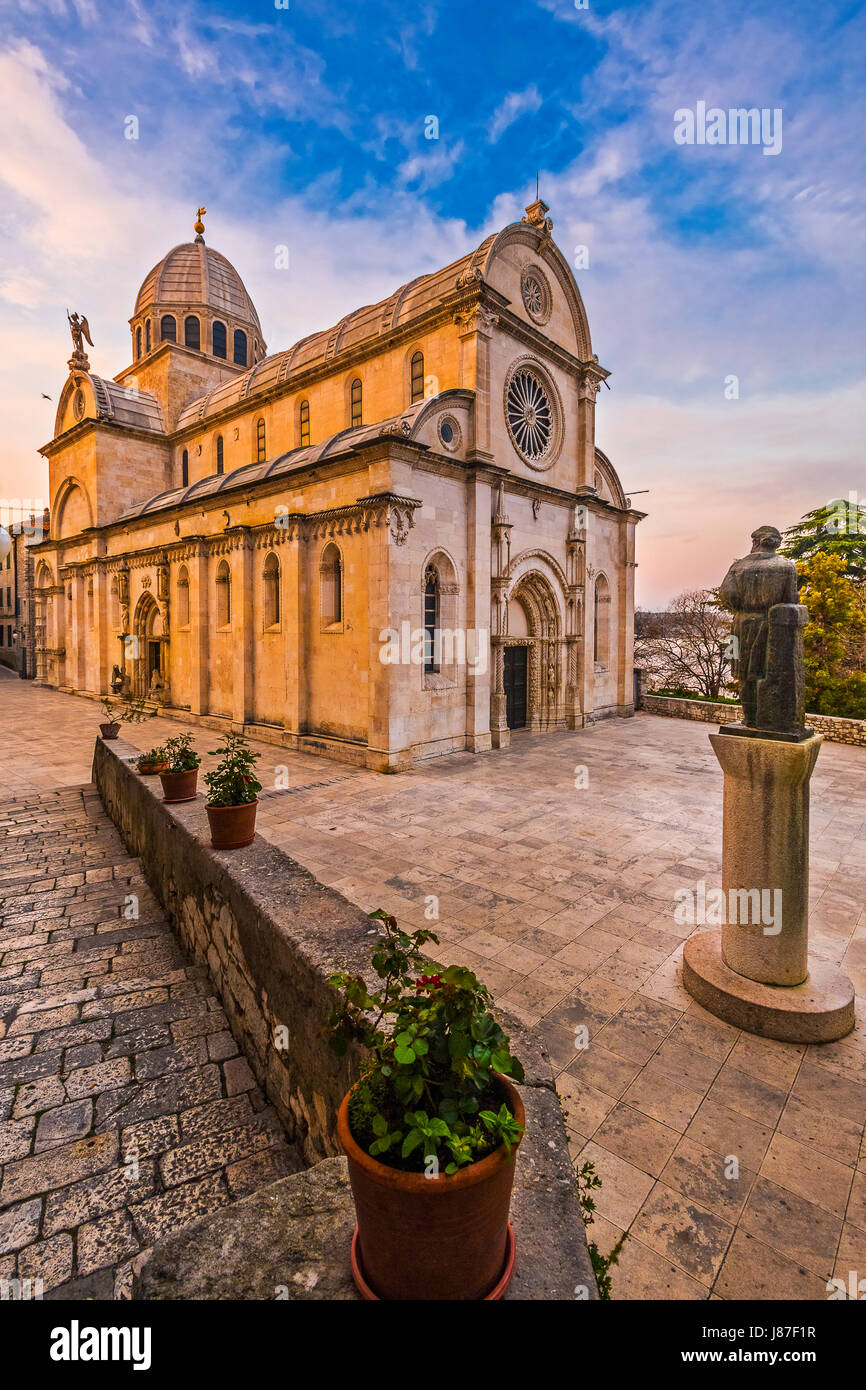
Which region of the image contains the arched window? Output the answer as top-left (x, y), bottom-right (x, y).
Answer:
top-left (145, 319), bottom-right (151, 353)
top-left (233, 329), bottom-right (247, 366)
top-left (299, 399), bottom-right (310, 447)
top-left (255, 417), bottom-right (266, 462)
top-left (350, 378), bottom-right (362, 428)
top-left (135, 326), bottom-right (142, 359)
top-left (181, 449), bottom-right (189, 487)
top-left (263, 552), bottom-right (280, 629)
top-left (594, 574), bottom-right (611, 668)
top-left (216, 435), bottom-right (224, 474)
top-left (177, 566), bottom-right (190, 628)
top-left (212, 321), bottom-right (227, 358)
top-left (424, 565), bottom-right (440, 672)
top-left (320, 543), bottom-right (342, 628)
top-left (184, 315), bottom-right (200, 350)
top-left (161, 314), bottom-right (176, 343)
top-left (410, 351), bottom-right (424, 404)
top-left (216, 559), bottom-right (231, 628)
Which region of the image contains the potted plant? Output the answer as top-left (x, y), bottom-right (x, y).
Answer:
top-left (99, 697), bottom-right (121, 740)
top-left (118, 694), bottom-right (157, 727)
top-left (137, 745), bottom-right (169, 776)
top-left (203, 731), bottom-right (262, 849)
top-left (158, 733), bottom-right (201, 803)
top-left (327, 910), bottom-right (525, 1301)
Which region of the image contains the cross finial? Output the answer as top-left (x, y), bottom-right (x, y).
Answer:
top-left (194, 206), bottom-right (206, 241)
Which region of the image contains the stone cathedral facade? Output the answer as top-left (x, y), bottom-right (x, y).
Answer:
top-left (33, 201), bottom-right (643, 772)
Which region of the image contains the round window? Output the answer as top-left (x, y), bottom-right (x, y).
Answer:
top-left (522, 275), bottom-right (544, 315)
top-left (437, 414), bottom-right (461, 452)
top-left (506, 367), bottom-right (553, 463)
top-left (520, 265), bottom-right (552, 324)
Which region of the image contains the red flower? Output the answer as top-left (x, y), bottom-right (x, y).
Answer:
top-left (413, 973), bottom-right (443, 993)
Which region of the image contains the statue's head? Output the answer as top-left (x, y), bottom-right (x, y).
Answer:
top-left (750, 525), bottom-right (782, 554)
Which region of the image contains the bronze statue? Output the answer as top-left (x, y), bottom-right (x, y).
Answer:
top-left (719, 525), bottom-right (810, 740)
top-left (67, 310), bottom-right (93, 356)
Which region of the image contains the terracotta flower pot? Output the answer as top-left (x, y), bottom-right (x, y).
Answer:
top-left (337, 1073), bottom-right (524, 1301)
top-left (159, 767), bottom-right (199, 803)
top-left (205, 799), bottom-right (258, 849)
top-left (100, 722), bottom-right (120, 740)
top-left (138, 759), bottom-right (169, 777)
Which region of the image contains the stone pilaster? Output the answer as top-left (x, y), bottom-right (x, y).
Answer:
top-left (282, 524), bottom-right (305, 738)
top-left (188, 542), bottom-right (210, 716)
top-left (232, 531), bottom-right (254, 727)
top-left (466, 475), bottom-right (492, 753)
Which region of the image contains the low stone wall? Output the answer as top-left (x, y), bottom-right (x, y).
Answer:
top-left (641, 693), bottom-right (742, 725)
top-left (806, 712), bottom-right (866, 746)
top-left (93, 736), bottom-right (372, 1165)
top-left (93, 736), bottom-right (596, 1299)
top-left (641, 694), bottom-right (865, 746)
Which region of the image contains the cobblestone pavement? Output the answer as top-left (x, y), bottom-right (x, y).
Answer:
top-left (1, 678), bottom-right (865, 1299)
top-left (0, 781), bottom-right (300, 1298)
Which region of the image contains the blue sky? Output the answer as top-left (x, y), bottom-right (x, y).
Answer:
top-left (1, 0), bottom-right (864, 602)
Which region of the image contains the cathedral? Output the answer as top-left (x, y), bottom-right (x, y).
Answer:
top-left (33, 200), bottom-right (643, 771)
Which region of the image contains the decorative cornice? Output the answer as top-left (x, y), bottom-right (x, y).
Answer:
top-left (453, 304), bottom-right (498, 338)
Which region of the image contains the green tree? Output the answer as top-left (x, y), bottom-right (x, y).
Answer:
top-left (798, 552), bottom-right (866, 718)
top-left (781, 498), bottom-right (866, 582)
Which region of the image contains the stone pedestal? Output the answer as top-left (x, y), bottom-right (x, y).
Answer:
top-left (682, 729), bottom-right (855, 1043)
top-left (682, 933), bottom-right (855, 1044)
top-left (715, 730), bottom-right (821, 985)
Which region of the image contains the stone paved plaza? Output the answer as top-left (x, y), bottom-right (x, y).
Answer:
top-left (1, 671), bottom-right (865, 1299)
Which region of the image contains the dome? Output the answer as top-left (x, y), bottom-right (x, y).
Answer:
top-left (134, 241), bottom-right (262, 333)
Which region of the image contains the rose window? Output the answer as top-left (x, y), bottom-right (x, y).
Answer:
top-left (506, 368), bottom-right (553, 463)
top-left (522, 275), bottom-right (544, 316)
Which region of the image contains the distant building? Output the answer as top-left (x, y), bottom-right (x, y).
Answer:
top-left (0, 541), bottom-right (13, 671)
top-left (0, 512), bottom-right (46, 678)
top-left (32, 202), bottom-right (644, 770)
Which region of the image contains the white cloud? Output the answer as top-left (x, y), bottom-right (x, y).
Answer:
top-left (396, 141), bottom-right (466, 192)
top-left (487, 85), bottom-right (543, 144)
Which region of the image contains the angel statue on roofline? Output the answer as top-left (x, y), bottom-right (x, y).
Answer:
top-left (67, 311), bottom-right (94, 356)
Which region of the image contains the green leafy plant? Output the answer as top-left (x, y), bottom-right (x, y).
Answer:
top-left (124, 698), bottom-right (156, 724)
top-left (797, 552), bottom-right (866, 719)
top-left (162, 733), bottom-right (200, 773)
top-left (577, 1159), bottom-right (627, 1300)
top-left (781, 499), bottom-right (866, 583)
top-left (326, 909), bottom-right (524, 1175)
top-left (203, 730), bottom-right (262, 807)
top-left (137, 745), bottom-right (167, 768)
top-left (100, 694), bottom-right (154, 725)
